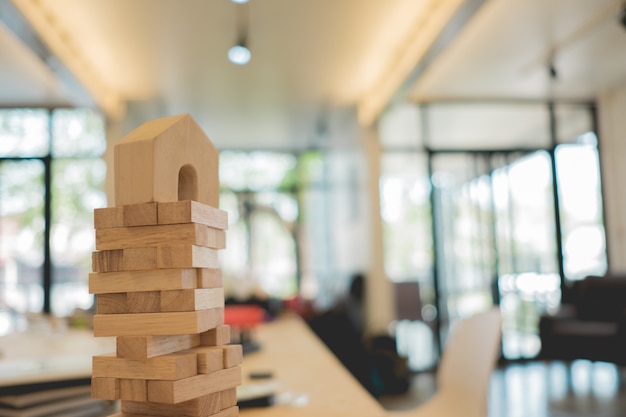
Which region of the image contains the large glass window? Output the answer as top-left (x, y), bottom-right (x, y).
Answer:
top-left (0, 108), bottom-right (106, 331)
top-left (0, 160), bottom-right (45, 316)
top-left (378, 101), bottom-right (607, 362)
top-left (555, 136), bottom-right (607, 280)
top-left (380, 153), bottom-right (432, 283)
top-left (218, 149), bottom-right (353, 311)
top-left (219, 151), bottom-right (299, 300)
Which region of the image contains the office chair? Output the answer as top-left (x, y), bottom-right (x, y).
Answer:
top-left (389, 307), bottom-right (502, 417)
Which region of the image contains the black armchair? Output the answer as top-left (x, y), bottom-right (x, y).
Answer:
top-left (538, 275), bottom-right (626, 365)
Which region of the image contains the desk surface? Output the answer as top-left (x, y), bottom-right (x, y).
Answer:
top-left (240, 314), bottom-right (387, 417)
top-left (0, 329), bottom-right (114, 388)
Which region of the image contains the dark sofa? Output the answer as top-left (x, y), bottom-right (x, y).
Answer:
top-left (538, 274), bottom-right (626, 365)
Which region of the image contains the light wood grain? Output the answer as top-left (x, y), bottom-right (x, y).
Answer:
top-left (220, 388), bottom-right (237, 410)
top-left (200, 325), bottom-right (231, 346)
top-left (239, 314), bottom-right (387, 417)
top-left (197, 268), bottom-right (223, 288)
top-left (97, 293), bottom-right (128, 314)
top-left (121, 393), bottom-right (222, 417)
top-left (92, 250), bottom-right (123, 273)
top-left (123, 202), bottom-right (158, 226)
top-left (158, 200), bottom-right (228, 230)
top-left (120, 378), bottom-right (148, 402)
top-left (89, 269), bottom-right (197, 294)
top-left (160, 288), bottom-right (224, 312)
top-left (157, 245), bottom-right (220, 269)
top-left (91, 376), bottom-right (120, 400)
top-left (95, 223), bottom-right (226, 250)
top-left (127, 291), bottom-right (161, 313)
top-left (147, 366), bottom-right (242, 404)
top-left (94, 206), bottom-right (124, 229)
top-left (93, 309), bottom-right (217, 337)
top-left (92, 247), bottom-right (159, 272)
top-left (222, 344), bottom-right (243, 369)
top-left (117, 334), bottom-right (201, 360)
top-left (114, 114), bottom-right (219, 207)
top-left (98, 292), bottom-right (163, 314)
top-left (186, 346), bottom-right (223, 374)
top-left (110, 405), bottom-right (239, 417)
top-left (93, 352), bottom-right (197, 380)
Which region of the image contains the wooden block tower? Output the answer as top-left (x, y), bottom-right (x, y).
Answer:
top-left (89, 114), bottom-right (241, 417)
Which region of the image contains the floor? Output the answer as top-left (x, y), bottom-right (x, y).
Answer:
top-left (379, 360), bottom-right (626, 417)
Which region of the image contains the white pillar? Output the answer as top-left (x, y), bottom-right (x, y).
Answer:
top-left (598, 86), bottom-right (626, 273)
top-left (361, 125), bottom-right (395, 335)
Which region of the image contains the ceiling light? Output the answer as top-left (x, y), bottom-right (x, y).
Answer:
top-left (228, 43), bottom-right (251, 65)
top-left (229, 0), bottom-right (251, 65)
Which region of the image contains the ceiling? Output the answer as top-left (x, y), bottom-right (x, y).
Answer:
top-left (410, 0), bottom-right (626, 101)
top-left (1, 0), bottom-right (626, 150)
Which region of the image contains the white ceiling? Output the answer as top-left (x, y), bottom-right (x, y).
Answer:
top-left (1, 0), bottom-right (626, 149)
top-left (410, 0), bottom-right (626, 101)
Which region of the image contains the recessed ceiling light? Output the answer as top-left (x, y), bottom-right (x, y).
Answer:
top-left (232, 0), bottom-right (248, 4)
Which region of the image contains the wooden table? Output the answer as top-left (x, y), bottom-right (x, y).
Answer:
top-left (240, 313), bottom-right (387, 417)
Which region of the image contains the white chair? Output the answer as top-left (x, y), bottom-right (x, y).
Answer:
top-left (389, 308), bottom-right (502, 417)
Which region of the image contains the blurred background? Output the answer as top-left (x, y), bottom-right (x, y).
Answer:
top-left (0, 0), bottom-right (625, 380)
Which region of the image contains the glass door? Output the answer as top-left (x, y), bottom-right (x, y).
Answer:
top-left (431, 153), bottom-right (499, 342)
top-left (431, 151), bottom-right (562, 359)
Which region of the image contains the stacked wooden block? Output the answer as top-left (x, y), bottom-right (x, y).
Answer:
top-left (89, 200), bottom-right (241, 417)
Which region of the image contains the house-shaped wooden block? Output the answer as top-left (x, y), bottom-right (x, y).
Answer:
top-left (114, 114), bottom-right (219, 207)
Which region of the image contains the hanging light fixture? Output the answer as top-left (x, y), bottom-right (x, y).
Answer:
top-left (228, 42), bottom-right (251, 65)
top-left (228, 0), bottom-right (251, 65)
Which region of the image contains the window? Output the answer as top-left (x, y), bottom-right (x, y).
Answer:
top-left (219, 151), bottom-right (299, 300)
top-left (378, 101), bottom-right (607, 362)
top-left (0, 108), bottom-right (106, 332)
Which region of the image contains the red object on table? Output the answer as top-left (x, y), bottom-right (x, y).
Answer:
top-left (224, 305), bottom-right (265, 329)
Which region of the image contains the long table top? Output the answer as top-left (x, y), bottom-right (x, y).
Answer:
top-left (240, 313), bottom-right (387, 417)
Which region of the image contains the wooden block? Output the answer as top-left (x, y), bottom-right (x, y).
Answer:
top-left (120, 379), bottom-right (148, 402)
top-left (124, 247), bottom-right (158, 270)
top-left (158, 200), bottom-right (228, 230)
top-left (92, 250), bottom-right (123, 272)
top-left (89, 269), bottom-right (197, 294)
top-left (109, 407), bottom-right (238, 417)
top-left (215, 307), bottom-right (225, 325)
top-left (122, 393), bottom-right (221, 417)
top-left (222, 345), bottom-right (243, 368)
top-left (187, 344), bottom-right (241, 373)
top-left (93, 309), bottom-right (217, 337)
top-left (147, 365), bottom-right (242, 404)
top-left (114, 114), bottom-right (220, 208)
top-left (93, 352), bottom-right (197, 380)
top-left (186, 346), bottom-right (224, 374)
top-left (94, 206), bottom-right (124, 229)
top-left (157, 245), bottom-right (220, 269)
top-left (160, 288), bottom-right (224, 312)
top-left (123, 202), bottom-right (157, 227)
top-left (197, 268), bottom-right (223, 288)
top-left (117, 334), bottom-right (201, 360)
top-left (127, 291), bottom-right (161, 313)
top-left (97, 292), bottom-right (161, 314)
top-left (220, 388), bottom-right (237, 410)
top-left (96, 223), bottom-right (226, 251)
top-left (97, 293), bottom-right (128, 314)
top-left (91, 377), bottom-right (120, 400)
top-left (92, 247), bottom-right (158, 272)
top-left (201, 325), bottom-right (231, 346)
